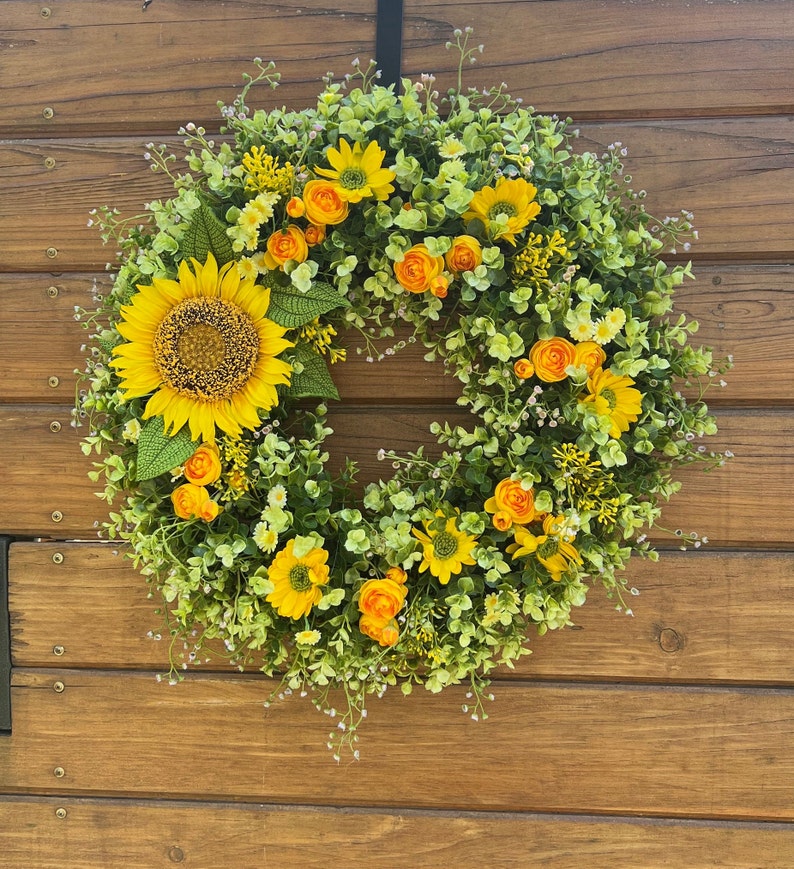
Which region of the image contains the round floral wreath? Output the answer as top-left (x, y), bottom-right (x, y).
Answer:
top-left (77, 32), bottom-right (728, 757)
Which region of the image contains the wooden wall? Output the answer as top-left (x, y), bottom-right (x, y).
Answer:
top-left (1, 1), bottom-right (793, 865)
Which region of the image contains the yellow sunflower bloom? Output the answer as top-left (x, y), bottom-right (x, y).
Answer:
top-left (579, 367), bottom-right (643, 438)
top-left (314, 138), bottom-right (396, 203)
top-left (412, 513), bottom-right (478, 586)
top-left (463, 177), bottom-right (541, 245)
top-left (266, 538), bottom-right (330, 620)
top-left (508, 515), bottom-right (582, 582)
top-left (110, 253), bottom-right (292, 443)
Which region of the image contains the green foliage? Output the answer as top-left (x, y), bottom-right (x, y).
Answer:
top-left (180, 203), bottom-right (234, 264)
top-left (135, 417), bottom-right (198, 481)
top-left (267, 281), bottom-right (348, 329)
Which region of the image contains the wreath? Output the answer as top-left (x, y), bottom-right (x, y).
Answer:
top-left (77, 31), bottom-right (729, 758)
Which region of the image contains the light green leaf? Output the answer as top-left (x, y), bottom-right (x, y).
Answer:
top-left (180, 203), bottom-right (234, 265)
top-left (285, 343), bottom-right (339, 401)
top-left (135, 417), bottom-right (198, 481)
top-left (267, 281), bottom-right (348, 329)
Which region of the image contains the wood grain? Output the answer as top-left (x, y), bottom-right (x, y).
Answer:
top-left (2, 265), bottom-right (789, 405)
top-left (403, 0), bottom-right (794, 118)
top-left (3, 668), bottom-right (794, 820)
top-left (1, 0), bottom-right (377, 136)
top-left (2, 796), bottom-right (793, 869)
top-left (3, 119), bottom-right (793, 272)
top-left (9, 543), bottom-right (794, 685)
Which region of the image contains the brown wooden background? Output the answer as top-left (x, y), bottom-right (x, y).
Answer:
top-left (1, 1), bottom-right (793, 866)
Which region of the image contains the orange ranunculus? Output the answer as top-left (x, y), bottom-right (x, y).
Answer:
top-left (286, 196), bottom-right (305, 218)
top-left (359, 614), bottom-right (400, 647)
top-left (574, 340), bottom-right (607, 375)
top-left (529, 336), bottom-right (577, 382)
top-left (445, 235), bottom-right (483, 274)
top-left (171, 483), bottom-right (217, 521)
top-left (263, 225), bottom-right (309, 270)
top-left (304, 223), bottom-right (326, 246)
top-left (430, 275), bottom-right (449, 298)
top-left (385, 566), bottom-right (408, 585)
top-left (513, 358), bottom-right (535, 380)
top-left (394, 244), bottom-right (445, 294)
top-left (491, 510), bottom-right (513, 532)
top-left (183, 442), bottom-right (222, 486)
top-left (302, 179), bottom-right (349, 226)
top-left (484, 478), bottom-right (536, 526)
top-left (358, 577), bottom-right (408, 623)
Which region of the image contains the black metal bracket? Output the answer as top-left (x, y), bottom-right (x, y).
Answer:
top-left (0, 537), bottom-right (11, 732)
top-left (376, 0), bottom-right (404, 88)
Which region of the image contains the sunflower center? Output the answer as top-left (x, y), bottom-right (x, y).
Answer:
top-left (487, 201), bottom-right (517, 220)
top-left (154, 297), bottom-right (259, 401)
top-left (288, 564), bottom-right (312, 592)
top-left (339, 167), bottom-right (367, 190)
top-left (599, 387), bottom-right (617, 410)
top-left (433, 531), bottom-right (458, 561)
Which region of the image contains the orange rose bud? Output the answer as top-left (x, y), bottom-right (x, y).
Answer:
top-left (304, 223), bottom-right (326, 246)
top-left (385, 566), bottom-right (408, 585)
top-left (529, 336), bottom-right (577, 382)
top-left (484, 479), bottom-right (536, 526)
top-left (394, 243), bottom-right (445, 294)
top-left (445, 234), bottom-right (483, 274)
top-left (263, 224), bottom-right (309, 270)
top-left (172, 483), bottom-right (216, 521)
top-left (302, 179), bottom-right (349, 226)
top-left (378, 620), bottom-right (400, 647)
top-left (430, 275), bottom-right (449, 298)
top-left (183, 442), bottom-right (222, 486)
top-left (198, 498), bottom-right (221, 522)
top-left (513, 358), bottom-right (535, 380)
top-left (491, 510), bottom-right (513, 532)
top-left (574, 340), bottom-right (607, 375)
top-left (358, 577), bottom-right (408, 622)
top-left (286, 196), bottom-right (305, 218)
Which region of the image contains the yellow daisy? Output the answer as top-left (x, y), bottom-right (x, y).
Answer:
top-left (266, 538), bottom-right (330, 620)
top-left (463, 177), bottom-right (541, 245)
top-left (412, 513), bottom-right (478, 586)
top-left (314, 138), bottom-right (396, 203)
top-left (110, 253), bottom-right (292, 443)
top-left (508, 515), bottom-right (582, 582)
top-left (579, 367), bottom-right (644, 438)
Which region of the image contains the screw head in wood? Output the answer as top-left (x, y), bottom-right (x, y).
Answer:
top-left (50, 420), bottom-right (62, 433)
top-left (47, 285), bottom-right (59, 297)
top-left (46, 246), bottom-right (58, 258)
top-left (55, 807), bottom-right (67, 819)
top-left (53, 681), bottom-right (65, 693)
top-left (48, 375), bottom-right (60, 388)
top-left (52, 552), bottom-right (64, 564)
top-left (53, 645), bottom-right (65, 656)
top-left (51, 510), bottom-right (64, 523)
top-left (53, 767), bottom-right (65, 778)
top-left (42, 107), bottom-right (55, 120)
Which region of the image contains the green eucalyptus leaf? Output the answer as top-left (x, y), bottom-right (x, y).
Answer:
top-left (267, 281), bottom-right (348, 329)
top-left (135, 417), bottom-right (199, 481)
top-left (180, 203), bottom-right (234, 265)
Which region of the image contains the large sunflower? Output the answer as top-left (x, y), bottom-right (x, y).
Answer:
top-left (463, 177), bottom-right (541, 245)
top-left (110, 254), bottom-right (292, 442)
top-left (314, 138), bottom-right (396, 203)
top-left (579, 367), bottom-right (643, 438)
top-left (413, 513), bottom-right (478, 586)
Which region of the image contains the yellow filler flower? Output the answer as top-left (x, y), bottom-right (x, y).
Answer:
top-left (314, 138), bottom-right (396, 203)
top-left (111, 253), bottom-right (292, 442)
top-left (579, 367), bottom-right (643, 438)
top-left (266, 538), bottom-right (331, 620)
top-left (463, 177), bottom-right (541, 245)
top-left (413, 513), bottom-right (478, 586)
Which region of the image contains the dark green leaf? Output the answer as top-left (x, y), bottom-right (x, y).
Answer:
top-left (285, 343), bottom-right (340, 401)
top-left (135, 417), bottom-right (199, 481)
top-left (267, 281), bottom-right (348, 329)
top-left (180, 204), bottom-right (234, 266)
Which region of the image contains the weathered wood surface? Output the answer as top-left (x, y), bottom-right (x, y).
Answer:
top-left (2, 796), bottom-right (793, 869)
top-left (2, 265), bottom-right (789, 405)
top-left (4, 0), bottom-right (793, 138)
top-left (0, 405), bottom-right (787, 543)
top-left (3, 119), bottom-right (793, 273)
top-left (3, 668), bottom-right (794, 820)
top-left (9, 543), bottom-right (794, 685)
top-left (1, 0), bottom-right (378, 136)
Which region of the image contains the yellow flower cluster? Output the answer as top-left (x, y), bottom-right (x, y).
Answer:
top-left (552, 443), bottom-right (621, 526)
top-left (512, 229), bottom-right (568, 286)
top-left (297, 318), bottom-right (347, 363)
top-left (217, 435), bottom-right (252, 501)
top-left (241, 146), bottom-right (295, 196)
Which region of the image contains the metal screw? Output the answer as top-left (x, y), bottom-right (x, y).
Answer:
top-left (48, 375), bottom-right (60, 388)
top-left (41, 7), bottom-right (52, 17)
top-left (712, 275), bottom-right (722, 286)
top-left (168, 846), bottom-right (185, 863)
top-left (44, 156), bottom-right (56, 169)
top-left (55, 807), bottom-right (67, 819)
top-left (53, 645), bottom-right (65, 656)
top-left (52, 552), bottom-right (64, 564)
top-left (47, 285), bottom-right (59, 298)
top-left (53, 681), bottom-right (65, 693)
top-left (50, 420), bottom-right (62, 433)
top-left (46, 246), bottom-right (58, 258)
top-left (54, 767), bottom-right (65, 778)
top-left (42, 107), bottom-right (55, 120)
top-left (51, 510), bottom-right (64, 523)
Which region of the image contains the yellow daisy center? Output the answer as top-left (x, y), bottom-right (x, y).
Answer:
top-left (599, 386), bottom-right (617, 410)
top-left (537, 538), bottom-right (558, 560)
top-left (339, 166), bottom-right (368, 190)
top-left (288, 563), bottom-right (312, 591)
top-left (432, 531), bottom-right (459, 560)
top-left (487, 201), bottom-right (518, 220)
top-left (154, 297), bottom-right (259, 401)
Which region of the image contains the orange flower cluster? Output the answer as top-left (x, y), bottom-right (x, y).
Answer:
top-left (170, 443), bottom-right (222, 521)
top-left (357, 567), bottom-right (408, 647)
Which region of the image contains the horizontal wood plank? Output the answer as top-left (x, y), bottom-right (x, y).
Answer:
top-left (2, 265), bottom-right (789, 405)
top-left (0, 406), bottom-right (787, 544)
top-left (2, 796), bottom-right (793, 869)
top-left (9, 543), bottom-right (794, 685)
top-left (3, 119), bottom-right (794, 272)
top-left (3, 669), bottom-right (794, 820)
top-left (403, 0), bottom-right (794, 119)
top-left (1, 0), bottom-right (377, 136)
